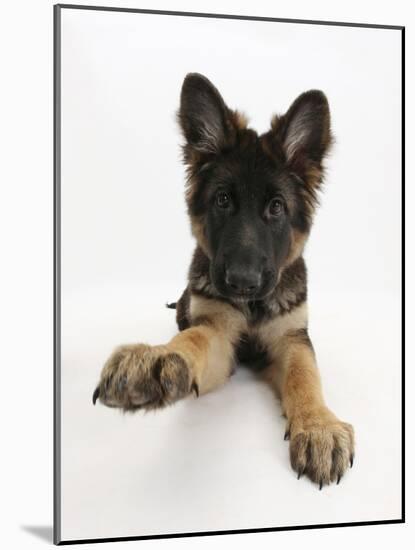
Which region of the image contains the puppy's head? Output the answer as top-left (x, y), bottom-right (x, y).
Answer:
top-left (178, 73), bottom-right (332, 300)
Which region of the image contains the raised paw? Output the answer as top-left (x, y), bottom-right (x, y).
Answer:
top-left (286, 409), bottom-right (354, 489)
top-left (93, 344), bottom-right (198, 411)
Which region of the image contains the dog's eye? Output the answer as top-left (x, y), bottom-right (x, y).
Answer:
top-left (216, 191), bottom-right (231, 209)
top-left (269, 198), bottom-right (284, 217)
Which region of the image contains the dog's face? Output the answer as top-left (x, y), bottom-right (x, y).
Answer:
top-left (178, 73), bottom-right (332, 300)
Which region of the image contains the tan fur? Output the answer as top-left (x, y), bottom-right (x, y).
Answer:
top-left (190, 294), bottom-right (247, 336)
top-left (96, 295), bottom-right (248, 409)
top-left (231, 110), bottom-right (248, 130)
top-left (279, 337), bottom-right (323, 417)
top-left (169, 323), bottom-right (232, 394)
top-left (257, 302), bottom-right (308, 345)
top-left (256, 303), bottom-right (308, 395)
top-left (189, 216), bottom-right (210, 256)
top-left (188, 295), bottom-right (247, 393)
top-left (304, 163), bottom-right (324, 190)
top-left (261, 326), bottom-right (354, 485)
top-left (285, 229), bottom-right (308, 266)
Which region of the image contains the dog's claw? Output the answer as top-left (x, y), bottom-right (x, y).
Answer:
top-left (92, 386), bottom-right (100, 405)
top-left (319, 480), bottom-right (323, 490)
top-left (191, 381), bottom-right (199, 398)
top-left (350, 454), bottom-right (354, 468)
top-left (284, 430), bottom-right (290, 441)
top-left (297, 469), bottom-right (304, 480)
top-left (337, 475), bottom-right (342, 485)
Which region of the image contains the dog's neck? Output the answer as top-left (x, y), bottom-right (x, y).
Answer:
top-left (188, 246), bottom-right (307, 324)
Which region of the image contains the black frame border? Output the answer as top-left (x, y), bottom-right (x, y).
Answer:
top-left (53, 4), bottom-right (62, 546)
top-left (53, 4), bottom-right (405, 545)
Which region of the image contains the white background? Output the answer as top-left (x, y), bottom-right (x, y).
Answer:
top-left (0, 1), bottom-right (411, 550)
top-left (60, 5), bottom-right (401, 542)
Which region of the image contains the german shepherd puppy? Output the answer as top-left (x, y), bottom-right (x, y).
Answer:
top-left (93, 73), bottom-right (354, 488)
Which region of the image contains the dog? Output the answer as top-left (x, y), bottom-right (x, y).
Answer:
top-left (93, 73), bottom-right (354, 489)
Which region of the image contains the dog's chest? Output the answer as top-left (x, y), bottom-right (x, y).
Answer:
top-left (235, 301), bottom-right (308, 371)
top-left (235, 332), bottom-right (270, 371)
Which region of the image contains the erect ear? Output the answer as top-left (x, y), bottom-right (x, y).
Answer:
top-left (178, 73), bottom-right (235, 155)
top-left (272, 90), bottom-right (332, 172)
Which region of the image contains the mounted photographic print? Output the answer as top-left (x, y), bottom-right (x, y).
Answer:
top-left (54, 4), bottom-right (404, 545)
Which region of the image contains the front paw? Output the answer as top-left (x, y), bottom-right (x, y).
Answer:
top-left (93, 344), bottom-right (197, 411)
top-left (287, 409), bottom-right (354, 489)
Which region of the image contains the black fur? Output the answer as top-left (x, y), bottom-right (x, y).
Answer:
top-left (235, 333), bottom-right (270, 371)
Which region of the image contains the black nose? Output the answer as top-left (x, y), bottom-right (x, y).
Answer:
top-left (225, 266), bottom-right (262, 295)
